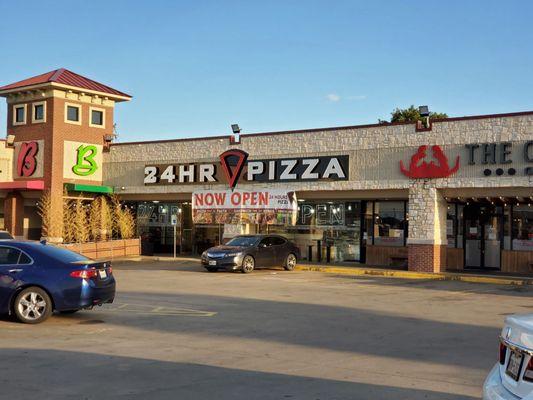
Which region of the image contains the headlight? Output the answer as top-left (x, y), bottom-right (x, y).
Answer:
top-left (201, 251), bottom-right (207, 258)
top-left (226, 252), bottom-right (242, 257)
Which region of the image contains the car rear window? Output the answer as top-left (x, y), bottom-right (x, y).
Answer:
top-left (0, 247), bottom-right (22, 264)
top-left (38, 244), bottom-right (90, 263)
top-left (0, 231), bottom-right (13, 239)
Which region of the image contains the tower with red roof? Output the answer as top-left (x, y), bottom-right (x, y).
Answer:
top-left (0, 69), bottom-right (131, 240)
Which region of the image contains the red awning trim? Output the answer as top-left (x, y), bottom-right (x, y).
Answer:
top-left (0, 181), bottom-right (45, 190)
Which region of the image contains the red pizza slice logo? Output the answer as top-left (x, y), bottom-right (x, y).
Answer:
top-left (219, 149), bottom-right (248, 189)
top-left (400, 145), bottom-right (459, 178)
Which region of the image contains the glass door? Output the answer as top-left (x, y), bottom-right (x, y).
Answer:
top-left (465, 206), bottom-right (482, 268)
top-left (464, 205), bottom-right (502, 270)
top-left (483, 211), bottom-right (502, 269)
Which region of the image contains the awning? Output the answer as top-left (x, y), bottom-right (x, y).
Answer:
top-left (64, 183), bottom-right (114, 194)
top-left (0, 180), bottom-right (45, 190)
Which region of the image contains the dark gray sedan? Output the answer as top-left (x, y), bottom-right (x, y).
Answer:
top-left (201, 235), bottom-right (300, 273)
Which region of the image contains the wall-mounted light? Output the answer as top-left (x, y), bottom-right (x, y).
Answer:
top-left (230, 124), bottom-right (241, 144)
top-left (6, 134), bottom-right (15, 147)
top-left (418, 105), bottom-right (430, 117)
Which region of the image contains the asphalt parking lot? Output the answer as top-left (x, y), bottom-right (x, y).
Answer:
top-left (1, 260), bottom-right (532, 400)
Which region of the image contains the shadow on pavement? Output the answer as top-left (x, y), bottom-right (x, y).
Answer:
top-left (327, 273), bottom-right (533, 298)
top-left (0, 348), bottom-right (477, 400)
top-left (52, 289), bottom-right (501, 371)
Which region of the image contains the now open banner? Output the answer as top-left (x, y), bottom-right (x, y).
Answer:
top-left (192, 189), bottom-right (297, 225)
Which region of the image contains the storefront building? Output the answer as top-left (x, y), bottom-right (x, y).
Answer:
top-left (1, 69), bottom-right (532, 274)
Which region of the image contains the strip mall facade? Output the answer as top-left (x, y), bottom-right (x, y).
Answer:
top-left (0, 70), bottom-right (532, 274)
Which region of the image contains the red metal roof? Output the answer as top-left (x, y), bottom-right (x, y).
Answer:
top-left (0, 68), bottom-right (131, 98)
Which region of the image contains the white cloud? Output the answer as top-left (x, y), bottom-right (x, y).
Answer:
top-left (325, 93), bottom-right (341, 102)
top-left (325, 93), bottom-right (366, 102)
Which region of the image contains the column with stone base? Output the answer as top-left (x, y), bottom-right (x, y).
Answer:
top-left (407, 181), bottom-right (447, 273)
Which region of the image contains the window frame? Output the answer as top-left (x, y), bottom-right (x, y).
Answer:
top-left (12, 104), bottom-right (27, 126)
top-left (511, 204), bottom-right (533, 251)
top-left (259, 237), bottom-right (273, 247)
top-left (0, 245), bottom-right (34, 265)
top-left (89, 107), bottom-right (106, 129)
top-left (64, 102), bottom-right (82, 125)
top-left (270, 236), bottom-right (286, 246)
top-left (371, 200), bottom-right (407, 247)
top-left (32, 101), bottom-right (46, 124)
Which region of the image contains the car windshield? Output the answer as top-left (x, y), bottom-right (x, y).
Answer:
top-left (38, 244), bottom-right (91, 262)
top-left (226, 236), bottom-right (259, 247)
top-left (0, 231), bottom-right (13, 239)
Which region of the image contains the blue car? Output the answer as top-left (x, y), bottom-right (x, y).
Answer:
top-left (0, 241), bottom-right (115, 324)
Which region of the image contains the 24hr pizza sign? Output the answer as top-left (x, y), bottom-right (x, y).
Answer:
top-left (144, 149), bottom-right (349, 188)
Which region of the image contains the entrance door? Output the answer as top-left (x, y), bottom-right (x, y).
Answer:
top-left (464, 205), bottom-right (502, 270)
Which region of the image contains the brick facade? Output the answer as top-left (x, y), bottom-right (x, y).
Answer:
top-left (0, 70), bottom-right (130, 241)
top-left (408, 244), bottom-right (447, 273)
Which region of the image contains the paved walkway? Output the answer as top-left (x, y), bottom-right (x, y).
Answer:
top-left (107, 255), bottom-right (533, 286)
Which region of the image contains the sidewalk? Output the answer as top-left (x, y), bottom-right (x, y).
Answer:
top-left (108, 255), bottom-right (533, 286)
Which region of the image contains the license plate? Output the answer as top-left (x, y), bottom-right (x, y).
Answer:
top-left (98, 269), bottom-right (107, 279)
top-left (506, 350), bottom-right (524, 381)
top-left (209, 260), bottom-right (217, 266)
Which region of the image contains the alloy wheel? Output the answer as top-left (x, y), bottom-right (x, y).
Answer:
top-left (285, 254), bottom-right (297, 270)
top-left (17, 292), bottom-right (47, 321)
top-left (242, 256), bottom-right (255, 273)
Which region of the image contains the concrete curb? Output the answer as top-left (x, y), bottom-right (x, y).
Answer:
top-left (295, 265), bottom-right (533, 286)
top-left (106, 256), bottom-right (532, 286)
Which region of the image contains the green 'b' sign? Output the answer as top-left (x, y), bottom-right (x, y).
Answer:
top-left (72, 145), bottom-right (98, 176)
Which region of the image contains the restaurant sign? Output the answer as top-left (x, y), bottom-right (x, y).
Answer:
top-left (192, 188), bottom-right (297, 225)
top-left (144, 149), bottom-right (349, 188)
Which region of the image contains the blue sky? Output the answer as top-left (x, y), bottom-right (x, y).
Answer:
top-left (0, 0), bottom-right (532, 142)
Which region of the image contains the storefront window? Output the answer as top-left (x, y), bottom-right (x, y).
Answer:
top-left (129, 201), bottom-right (192, 255)
top-left (446, 204), bottom-right (456, 248)
top-left (267, 200), bottom-right (361, 262)
top-left (504, 205), bottom-right (511, 250)
top-left (373, 201), bottom-right (406, 247)
top-left (512, 205), bottom-right (533, 251)
top-left (457, 204), bottom-right (464, 248)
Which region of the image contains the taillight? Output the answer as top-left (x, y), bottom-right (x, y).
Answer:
top-left (499, 342), bottom-right (507, 365)
top-left (524, 357), bottom-right (533, 382)
top-left (70, 269), bottom-right (98, 279)
top-left (108, 266), bottom-right (113, 275)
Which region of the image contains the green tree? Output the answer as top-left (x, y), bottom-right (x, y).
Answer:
top-left (384, 105), bottom-right (448, 123)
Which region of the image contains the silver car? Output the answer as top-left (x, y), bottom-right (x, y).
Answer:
top-left (483, 313), bottom-right (533, 399)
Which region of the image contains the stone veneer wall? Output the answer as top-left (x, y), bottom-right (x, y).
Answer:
top-left (104, 114), bottom-right (533, 194)
top-left (104, 113), bottom-right (533, 273)
top-left (407, 181), bottom-right (448, 272)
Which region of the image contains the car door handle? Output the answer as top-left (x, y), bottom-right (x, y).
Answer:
top-left (8, 269), bottom-right (22, 273)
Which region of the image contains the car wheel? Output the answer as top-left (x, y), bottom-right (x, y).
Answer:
top-left (284, 253), bottom-right (297, 271)
top-left (206, 267), bottom-right (217, 272)
top-left (241, 255), bottom-right (255, 273)
top-left (13, 287), bottom-right (53, 324)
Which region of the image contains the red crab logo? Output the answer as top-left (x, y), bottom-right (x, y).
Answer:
top-left (400, 145), bottom-right (459, 178)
